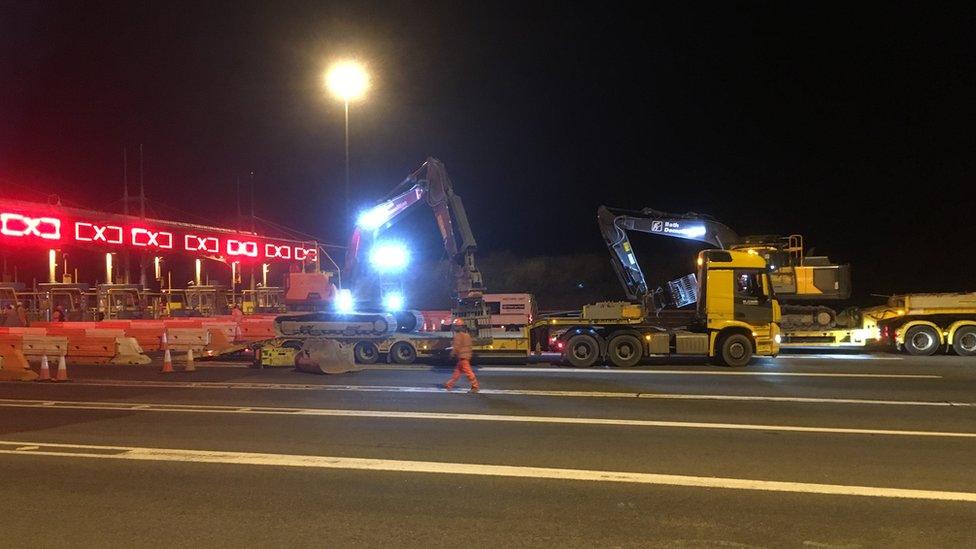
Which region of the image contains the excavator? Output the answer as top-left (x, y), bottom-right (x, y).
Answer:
top-left (273, 158), bottom-right (489, 354)
top-left (598, 205), bottom-right (851, 331)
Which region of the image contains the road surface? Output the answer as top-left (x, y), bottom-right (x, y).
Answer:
top-left (1, 354), bottom-right (974, 547)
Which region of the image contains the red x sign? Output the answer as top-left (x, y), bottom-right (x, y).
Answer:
top-left (75, 222), bottom-right (123, 244)
top-left (1, 213), bottom-right (61, 240)
top-left (131, 227), bottom-right (173, 248)
top-left (184, 234), bottom-right (220, 253)
top-left (264, 243), bottom-right (292, 259)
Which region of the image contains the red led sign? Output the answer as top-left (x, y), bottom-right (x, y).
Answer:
top-left (227, 239), bottom-right (259, 257)
top-left (131, 228), bottom-right (174, 249)
top-left (265, 243), bottom-right (292, 260)
top-left (1, 202), bottom-right (320, 264)
top-left (1, 213), bottom-right (61, 240)
top-left (185, 234), bottom-right (220, 254)
top-left (294, 247), bottom-right (317, 262)
top-left (75, 222), bottom-right (123, 244)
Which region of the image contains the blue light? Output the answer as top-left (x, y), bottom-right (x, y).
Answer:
top-left (335, 289), bottom-right (354, 313)
top-left (357, 205), bottom-right (391, 230)
top-left (369, 242), bottom-right (410, 273)
top-left (382, 292), bottom-right (404, 311)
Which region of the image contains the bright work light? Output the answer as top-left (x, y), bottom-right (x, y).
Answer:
top-left (382, 291), bottom-right (404, 311)
top-left (369, 242), bottom-right (410, 273)
top-left (335, 289), bottom-right (354, 313)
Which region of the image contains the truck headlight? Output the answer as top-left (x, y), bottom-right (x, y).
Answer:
top-left (774, 334), bottom-right (782, 344)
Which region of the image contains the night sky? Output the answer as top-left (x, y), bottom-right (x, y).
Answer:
top-left (2, 2), bottom-right (974, 298)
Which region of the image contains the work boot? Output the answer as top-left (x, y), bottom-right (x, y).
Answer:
top-left (444, 383), bottom-right (454, 391)
top-left (469, 386), bottom-right (480, 394)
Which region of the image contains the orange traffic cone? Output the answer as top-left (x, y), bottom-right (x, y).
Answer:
top-left (37, 355), bottom-right (51, 382)
top-left (184, 348), bottom-right (196, 372)
top-left (53, 355), bottom-right (69, 382)
top-left (233, 323), bottom-right (242, 343)
top-left (161, 348), bottom-right (174, 374)
top-left (161, 332), bottom-right (169, 351)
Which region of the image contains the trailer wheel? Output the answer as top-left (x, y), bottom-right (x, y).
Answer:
top-left (904, 325), bottom-right (940, 356)
top-left (564, 334), bottom-right (599, 368)
top-left (952, 326), bottom-right (976, 357)
top-left (389, 341), bottom-right (417, 364)
top-left (607, 334), bottom-right (642, 367)
top-left (354, 341), bottom-right (380, 364)
top-left (715, 333), bottom-right (753, 367)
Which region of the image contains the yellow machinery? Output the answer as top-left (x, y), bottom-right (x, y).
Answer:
top-left (863, 293), bottom-right (976, 356)
top-left (543, 250), bottom-right (780, 367)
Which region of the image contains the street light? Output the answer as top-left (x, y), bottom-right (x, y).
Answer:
top-left (325, 60), bottom-right (369, 221)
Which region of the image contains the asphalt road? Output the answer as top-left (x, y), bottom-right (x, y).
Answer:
top-left (1, 354), bottom-right (975, 548)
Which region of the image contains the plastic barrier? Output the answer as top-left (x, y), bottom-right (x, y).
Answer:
top-left (112, 337), bottom-right (151, 365)
top-left (165, 328), bottom-right (211, 352)
top-left (0, 335), bottom-right (38, 381)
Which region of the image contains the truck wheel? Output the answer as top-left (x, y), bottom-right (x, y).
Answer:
top-left (354, 341), bottom-right (380, 364)
top-left (715, 333), bottom-right (753, 367)
top-left (904, 325), bottom-right (940, 356)
top-left (389, 341), bottom-right (417, 364)
top-left (565, 334), bottom-right (599, 367)
top-left (951, 326), bottom-right (976, 357)
top-left (607, 334), bottom-right (642, 367)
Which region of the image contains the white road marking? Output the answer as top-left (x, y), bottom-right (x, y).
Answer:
top-left (481, 367), bottom-right (926, 377)
top-left (14, 445), bottom-right (39, 451)
top-left (1, 398), bottom-right (974, 438)
top-left (0, 439), bottom-right (973, 502)
top-left (29, 379), bottom-right (973, 407)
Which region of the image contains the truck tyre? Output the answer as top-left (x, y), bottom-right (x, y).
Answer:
top-left (951, 326), bottom-right (976, 357)
top-left (904, 325), bottom-right (940, 356)
top-left (607, 334), bottom-right (642, 367)
top-left (715, 333), bottom-right (753, 367)
top-left (354, 341), bottom-right (380, 364)
top-left (565, 334), bottom-right (599, 368)
top-left (389, 341), bottom-right (417, 364)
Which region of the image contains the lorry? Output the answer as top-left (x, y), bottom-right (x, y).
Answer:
top-left (863, 292), bottom-right (976, 357)
top-left (539, 206), bottom-right (781, 367)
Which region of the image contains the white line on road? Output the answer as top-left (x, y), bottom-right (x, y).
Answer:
top-left (2, 398), bottom-right (974, 438)
top-left (481, 368), bottom-right (925, 377)
top-left (37, 380), bottom-right (974, 407)
top-left (0, 439), bottom-right (973, 502)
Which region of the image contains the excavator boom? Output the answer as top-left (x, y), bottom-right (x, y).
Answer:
top-left (598, 205), bottom-right (738, 305)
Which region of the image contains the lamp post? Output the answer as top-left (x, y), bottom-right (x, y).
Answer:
top-left (325, 60), bottom-right (369, 221)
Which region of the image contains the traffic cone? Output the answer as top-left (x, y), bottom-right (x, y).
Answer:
top-left (233, 323), bottom-right (242, 343)
top-left (53, 355), bottom-right (69, 382)
top-left (37, 355), bottom-right (51, 382)
top-left (161, 332), bottom-right (169, 351)
top-left (184, 348), bottom-right (196, 372)
top-left (161, 348), bottom-right (174, 374)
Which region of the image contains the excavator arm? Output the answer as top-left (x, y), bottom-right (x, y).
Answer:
top-left (345, 158), bottom-right (485, 301)
top-left (597, 205), bottom-right (739, 307)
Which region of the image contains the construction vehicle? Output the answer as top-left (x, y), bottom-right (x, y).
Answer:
top-left (863, 293), bottom-right (976, 356)
top-left (540, 247), bottom-right (780, 367)
top-left (257, 158), bottom-right (495, 367)
top-left (594, 205), bottom-right (861, 344)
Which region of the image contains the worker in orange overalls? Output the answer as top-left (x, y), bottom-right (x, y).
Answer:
top-left (445, 320), bottom-right (479, 393)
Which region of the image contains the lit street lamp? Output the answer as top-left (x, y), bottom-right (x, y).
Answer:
top-left (325, 60), bottom-right (369, 221)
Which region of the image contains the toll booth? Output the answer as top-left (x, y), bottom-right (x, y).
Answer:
top-left (163, 286), bottom-right (229, 317)
top-left (37, 283), bottom-right (94, 321)
top-left (96, 284), bottom-right (146, 320)
top-left (242, 287), bottom-right (286, 314)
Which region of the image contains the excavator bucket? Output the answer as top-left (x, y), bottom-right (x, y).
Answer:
top-left (294, 339), bottom-right (359, 375)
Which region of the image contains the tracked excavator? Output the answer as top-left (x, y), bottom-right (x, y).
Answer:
top-left (598, 205), bottom-right (851, 331)
top-left (273, 158), bottom-right (489, 346)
